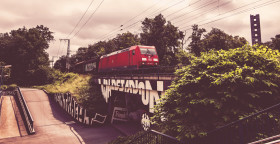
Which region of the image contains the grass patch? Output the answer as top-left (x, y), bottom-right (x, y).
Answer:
top-left (35, 70), bottom-right (107, 115)
top-left (36, 73), bottom-right (90, 94)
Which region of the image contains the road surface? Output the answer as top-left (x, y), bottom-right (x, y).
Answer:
top-left (0, 88), bottom-right (122, 144)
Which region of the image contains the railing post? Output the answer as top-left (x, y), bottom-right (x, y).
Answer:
top-left (239, 123), bottom-right (244, 144)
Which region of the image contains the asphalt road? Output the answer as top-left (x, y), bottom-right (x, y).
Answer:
top-left (0, 88), bottom-right (122, 144)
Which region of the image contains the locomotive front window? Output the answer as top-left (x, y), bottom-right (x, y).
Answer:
top-left (140, 48), bottom-right (157, 55)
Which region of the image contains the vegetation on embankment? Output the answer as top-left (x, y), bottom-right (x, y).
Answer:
top-left (35, 70), bottom-right (107, 115)
top-left (153, 44), bottom-right (280, 142)
top-left (108, 131), bottom-right (147, 144)
top-left (35, 70), bottom-right (88, 94)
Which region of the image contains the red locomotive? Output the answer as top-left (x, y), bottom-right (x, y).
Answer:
top-left (98, 45), bottom-right (159, 72)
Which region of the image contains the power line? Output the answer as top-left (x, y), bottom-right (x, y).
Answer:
top-left (70, 0), bottom-right (105, 39)
top-left (120, 0), bottom-right (209, 37)
top-left (99, 0), bottom-right (187, 42)
top-left (96, 0), bottom-right (169, 41)
top-left (174, 0), bottom-right (230, 28)
top-left (165, 0), bottom-right (202, 18)
top-left (66, 0), bottom-right (95, 39)
top-left (169, 0), bottom-right (218, 23)
top-left (96, 0), bottom-right (161, 41)
top-left (181, 0), bottom-right (280, 31)
top-left (179, 0), bottom-right (265, 29)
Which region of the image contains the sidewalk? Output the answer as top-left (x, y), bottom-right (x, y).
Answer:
top-left (0, 96), bottom-right (21, 139)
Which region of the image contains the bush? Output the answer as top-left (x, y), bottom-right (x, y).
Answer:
top-left (153, 44), bottom-right (280, 141)
top-left (76, 77), bottom-right (107, 115)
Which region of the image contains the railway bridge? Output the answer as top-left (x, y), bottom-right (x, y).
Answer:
top-left (93, 73), bottom-right (175, 130)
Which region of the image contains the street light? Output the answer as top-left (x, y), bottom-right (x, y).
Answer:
top-left (0, 65), bottom-right (12, 97)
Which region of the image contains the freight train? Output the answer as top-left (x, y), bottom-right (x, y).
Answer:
top-left (72, 45), bottom-right (159, 73)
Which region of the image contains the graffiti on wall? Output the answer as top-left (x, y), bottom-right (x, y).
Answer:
top-left (54, 93), bottom-right (107, 125)
top-left (98, 79), bottom-right (170, 113)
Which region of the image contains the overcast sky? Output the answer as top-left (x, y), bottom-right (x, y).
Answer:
top-left (1, 0), bottom-right (279, 62)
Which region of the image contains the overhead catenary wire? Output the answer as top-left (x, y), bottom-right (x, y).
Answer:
top-left (117, 0), bottom-right (212, 37)
top-left (98, 0), bottom-right (188, 42)
top-left (96, 0), bottom-right (169, 41)
top-left (70, 0), bottom-right (105, 39)
top-left (169, 0), bottom-right (219, 23)
top-left (66, 0), bottom-right (95, 39)
top-left (165, 0), bottom-right (202, 18)
top-left (180, 0), bottom-right (280, 31)
top-left (174, 0), bottom-right (231, 28)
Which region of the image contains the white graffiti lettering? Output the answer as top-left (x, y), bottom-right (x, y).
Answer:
top-left (98, 79), bottom-right (164, 113)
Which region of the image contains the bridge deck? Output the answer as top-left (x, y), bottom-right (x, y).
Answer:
top-left (96, 73), bottom-right (175, 80)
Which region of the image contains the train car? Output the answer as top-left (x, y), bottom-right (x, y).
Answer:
top-left (72, 58), bottom-right (99, 74)
top-left (98, 45), bottom-right (159, 72)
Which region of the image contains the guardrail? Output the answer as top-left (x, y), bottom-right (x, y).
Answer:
top-left (0, 94), bottom-right (3, 119)
top-left (128, 130), bottom-right (183, 144)
top-left (15, 87), bottom-right (35, 134)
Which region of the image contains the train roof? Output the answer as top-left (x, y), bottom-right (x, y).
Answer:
top-left (74, 58), bottom-right (98, 66)
top-left (100, 45), bottom-right (155, 59)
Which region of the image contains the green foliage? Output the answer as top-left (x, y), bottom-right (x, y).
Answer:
top-left (175, 48), bottom-right (192, 66)
top-left (35, 70), bottom-right (79, 93)
top-left (153, 44), bottom-right (280, 141)
top-left (75, 77), bottom-right (107, 115)
top-left (0, 25), bottom-right (54, 85)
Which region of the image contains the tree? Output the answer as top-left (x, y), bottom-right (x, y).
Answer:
top-left (187, 24), bottom-right (206, 56)
top-left (264, 34), bottom-right (280, 50)
top-left (188, 26), bottom-right (247, 56)
top-left (113, 32), bottom-right (141, 49)
top-left (140, 14), bottom-right (184, 66)
top-left (0, 25), bottom-right (54, 85)
top-left (153, 44), bottom-right (280, 141)
top-left (201, 28), bottom-right (247, 51)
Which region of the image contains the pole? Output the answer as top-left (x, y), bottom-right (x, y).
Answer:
top-left (50, 56), bottom-right (57, 68)
top-left (59, 39), bottom-right (70, 71)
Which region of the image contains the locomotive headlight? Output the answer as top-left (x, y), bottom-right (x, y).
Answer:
top-left (142, 58), bottom-right (147, 61)
top-left (153, 58), bottom-right (158, 62)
